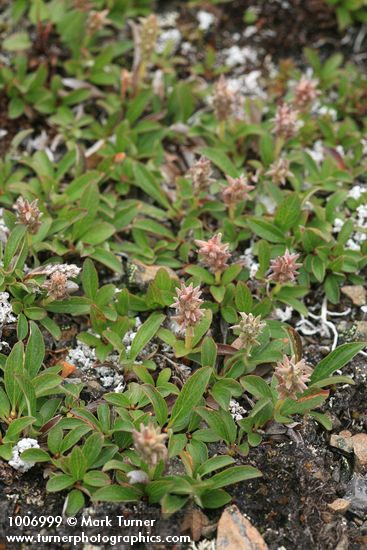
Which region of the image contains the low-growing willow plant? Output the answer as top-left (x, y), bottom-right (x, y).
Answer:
top-left (0, 321), bottom-right (66, 460)
top-left (8, 323), bottom-right (362, 516)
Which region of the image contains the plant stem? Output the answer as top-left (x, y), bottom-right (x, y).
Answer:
top-left (228, 204), bottom-right (235, 220)
top-left (274, 136), bottom-right (284, 159)
top-left (218, 121), bottom-right (226, 141)
top-left (215, 271), bottom-right (221, 284)
top-left (185, 326), bottom-right (193, 350)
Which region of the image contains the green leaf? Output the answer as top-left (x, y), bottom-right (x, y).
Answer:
top-left (17, 314), bottom-right (28, 340)
top-left (275, 194), bottom-right (301, 230)
top-left (141, 384), bottom-right (168, 426)
top-left (241, 375), bottom-right (275, 400)
top-left (91, 249), bottom-right (122, 274)
top-left (46, 297), bottom-right (90, 315)
top-left (259, 134), bottom-right (274, 164)
top-left (197, 456), bottom-right (235, 477)
top-left (3, 32), bottom-right (31, 51)
top-left (201, 337), bottom-right (217, 368)
top-left (133, 163), bottom-right (170, 209)
top-left (324, 274), bottom-right (340, 304)
top-left (134, 219), bottom-right (174, 239)
top-left (210, 285), bottom-right (225, 303)
top-left (83, 432), bottom-right (104, 468)
top-left (248, 432), bottom-right (262, 447)
top-left (257, 240), bottom-right (270, 277)
top-left (4, 341), bottom-right (24, 410)
top-left (82, 259), bottom-right (99, 299)
top-left (184, 265), bottom-right (215, 284)
top-left (198, 147), bottom-right (238, 177)
top-left (196, 407), bottom-right (237, 445)
top-left (24, 321), bottom-right (45, 378)
top-left (309, 411), bottom-right (333, 430)
top-left (161, 494), bottom-right (189, 516)
top-left (60, 425), bottom-right (92, 454)
top-left (209, 465), bottom-right (262, 489)
top-left (0, 443), bottom-right (13, 461)
top-left (47, 426), bottom-right (63, 455)
top-left (69, 446), bottom-right (87, 480)
top-left (16, 373), bottom-right (36, 418)
top-left (9, 97), bottom-right (25, 120)
top-left (3, 416), bottom-right (34, 443)
top-left (83, 471), bottom-right (111, 487)
top-left (81, 222), bottom-right (115, 245)
top-left (129, 312), bottom-right (165, 360)
top-left (310, 343), bottom-right (365, 383)
top-left (40, 316), bottom-right (62, 340)
top-left (168, 434), bottom-right (187, 458)
top-left (280, 391), bottom-right (329, 415)
top-left (24, 307), bottom-right (47, 320)
top-left (311, 375), bottom-right (355, 388)
top-left (247, 218), bottom-right (285, 243)
top-left (191, 309), bottom-right (213, 348)
top-left (20, 448), bottom-right (50, 462)
top-left (126, 90), bottom-right (152, 123)
top-left (3, 225), bottom-right (26, 269)
top-left (168, 82), bottom-right (195, 122)
top-left (46, 474), bottom-right (75, 492)
top-left (221, 264), bottom-right (242, 285)
top-left (200, 489), bottom-right (231, 508)
top-left (235, 282), bottom-right (253, 312)
top-left (0, 389), bottom-right (10, 420)
top-left (312, 255), bottom-right (326, 282)
top-left (168, 367), bottom-right (212, 432)
top-left (210, 379), bottom-right (242, 410)
top-left (65, 490), bottom-right (85, 516)
top-left (92, 484), bottom-right (141, 502)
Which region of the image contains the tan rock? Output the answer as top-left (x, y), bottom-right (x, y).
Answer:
top-left (180, 508), bottom-right (211, 541)
top-left (355, 321), bottom-right (367, 341)
top-left (130, 259), bottom-right (178, 288)
top-left (330, 432), bottom-right (353, 454)
top-left (352, 433), bottom-right (367, 471)
top-left (340, 430), bottom-right (353, 438)
top-left (341, 285), bottom-right (366, 306)
top-left (217, 505), bottom-right (268, 550)
top-left (335, 534), bottom-right (350, 550)
top-left (327, 498), bottom-right (351, 514)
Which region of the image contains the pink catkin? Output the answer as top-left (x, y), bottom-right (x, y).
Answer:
top-left (269, 250), bottom-right (302, 284)
top-left (195, 233), bottom-right (231, 274)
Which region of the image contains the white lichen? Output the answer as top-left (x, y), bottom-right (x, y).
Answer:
top-left (9, 438), bottom-right (40, 473)
top-left (347, 184), bottom-right (366, 201)
top-left (306, 140), bottom-right (324, 164)
top-left (223, 45), bottom-right (258, 68)
top-left (197, 10), bottom-right (215, 31)
top-left (157, 11), bottom-right (178, 28)
top-left (229, 399), bottom-right (247, 421)
top-left (157, 28), bottom-right (181, 53)
top-left (190, 539), bottom-right (216, 550)
top-left (127, 470), bottom-right (149, 484)
top-left (240, 247), bottom-right (259, 279)
top-left (66, 341), bottom-right (125, 390)
top-left (227, 72), bottom-right (265, 99)
top-left (0, 208), bottom-right (9, 243)
top-left (274, 307), bottom-right (293, 322)
top-left (0, 292), bottom-right (16, 326)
